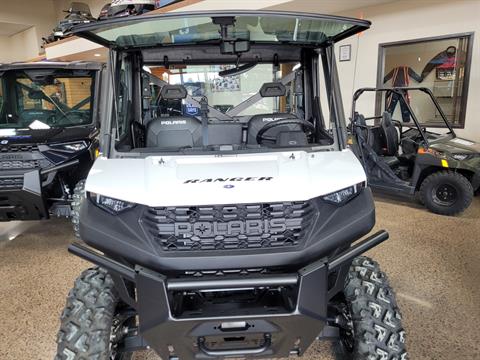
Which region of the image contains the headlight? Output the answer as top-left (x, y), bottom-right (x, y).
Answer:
top-left (50, 141), bottom-right (88, 152)
top-left (451, 153), bottom-right (478, 161)
top-left (89, 192), bottom-right (135, 214)
top-left (322, 182), bottom-right (364, 205)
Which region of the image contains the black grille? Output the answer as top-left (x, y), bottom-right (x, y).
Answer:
top-left (0, 144), bottom-right (38, 152)
top-left (0, 160), bottom-right (41, 170)
top-left (184, 268), bottom-right (267, 277)
top-left (142, 201), bottom-right (314, 252)
top-left (0, 177), bottom-right (23, 189)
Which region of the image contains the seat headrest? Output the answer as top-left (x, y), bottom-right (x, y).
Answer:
top-left (259, 82), bottom-right (286, 97)
top-left (355, 112), bottom-right (366, 126)
top-left (160, 84), bottom-right (187, 100)
top-left (382, 111), bottom-right (393, 127)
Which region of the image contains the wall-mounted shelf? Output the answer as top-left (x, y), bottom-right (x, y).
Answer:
top-left (39, 0), bottom-right (203, 62)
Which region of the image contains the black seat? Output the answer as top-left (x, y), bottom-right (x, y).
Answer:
top-left (354, 113), bottom-right (400, 168)
top-left (146, 117), bottom-right (202, 148)
top-left (379, 112), bottom-right (400, 156)
top-left (147, 84), bottom-right (243, 148)
top-left (383, 156), bottom-right (400, 167)
top-left (206, 123), bottom-right (243, 146)
top-left (146, 85), bottom-right (201, 148)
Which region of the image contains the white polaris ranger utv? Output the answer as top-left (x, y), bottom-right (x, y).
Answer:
top-left (56, 11), bottom-right (407, 360)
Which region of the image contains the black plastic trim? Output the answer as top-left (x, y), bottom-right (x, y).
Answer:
top-left (79, 188), bottom-right (375, 271)
top-left (0, 170), bottom-right (48, 221)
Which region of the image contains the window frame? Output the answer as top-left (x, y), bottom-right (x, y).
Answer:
top-left (376, 32), bottom-right (474, 129)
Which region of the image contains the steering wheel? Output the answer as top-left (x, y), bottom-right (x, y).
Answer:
top-left (54, 110), bottom-right (88, 125)
top-left (256, 118), bottom-right (315, 144)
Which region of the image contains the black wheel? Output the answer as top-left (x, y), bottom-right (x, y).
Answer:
top-left (419, 171), bottom-right (473, 216)
top-left (71, 180), bottom-right (86, 238)
top-left (332, 256), bottom-right (407, 360)
top-left (56, 267), bottom-right (134, 360)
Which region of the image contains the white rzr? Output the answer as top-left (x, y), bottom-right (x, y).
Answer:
top-left (56, 11), bottom-right (408, 360)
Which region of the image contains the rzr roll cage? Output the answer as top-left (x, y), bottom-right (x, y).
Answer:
top-left (351, 86), bottom-right (457, 148)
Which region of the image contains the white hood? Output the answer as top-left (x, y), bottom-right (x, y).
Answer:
top-left (86, 149), bottom-right (366, 207)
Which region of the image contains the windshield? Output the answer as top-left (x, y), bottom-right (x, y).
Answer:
top-left (114, 56), bottom-right (334, 153)
top-left (149, 63), bottom-right (297, 116)
top-left (78, 12), bottom-right (368, 48)
top-left (0, 70), bottom-right (95, 129)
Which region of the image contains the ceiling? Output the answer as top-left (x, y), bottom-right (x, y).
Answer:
top-left (173, 0), bottom-right (398, 14)
top-left (265, 0), bottom-right (398, 14)
top-left (0, 22), bottom-right (32, 37)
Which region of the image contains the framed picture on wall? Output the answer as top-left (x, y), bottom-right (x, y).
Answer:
top-left (339, 45), bottom-right (351, 62)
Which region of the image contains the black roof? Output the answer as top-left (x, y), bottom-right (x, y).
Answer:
top-left (0, 61), bottom-right (103, 71)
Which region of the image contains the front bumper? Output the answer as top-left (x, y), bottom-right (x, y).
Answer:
top-left (136, 260), bottom-right (328, 359)
top-left (0, 170), bottom-right (48, 221)
top-left (70, 230), bottom-right (388, 359)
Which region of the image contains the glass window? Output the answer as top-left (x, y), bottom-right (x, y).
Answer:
top-left (379, 34), bottom-right (472, 127)
top-left (0, 70), bottom-right (95, 128)
top-left (148, 63), bottom-right (298, 117)
top-left (115, 58), bottom-right (133, 138)
top-left (83, 13), bottom-right (366, 48)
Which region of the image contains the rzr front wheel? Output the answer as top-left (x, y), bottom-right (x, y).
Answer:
top-left (420, 171), bottom-right (473, 216)
top-left (332, 256), bottom-right (407, 360)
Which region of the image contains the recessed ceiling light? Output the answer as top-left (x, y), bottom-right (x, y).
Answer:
top-left (94, 53), bottom-right (101, 57)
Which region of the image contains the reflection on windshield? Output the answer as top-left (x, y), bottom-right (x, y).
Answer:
top-left (149, 63), bottom-right (296, 116)
top-left (0, 71), bottom-right (94, 128)
top-left (90, 14), bottom-right (360, 48)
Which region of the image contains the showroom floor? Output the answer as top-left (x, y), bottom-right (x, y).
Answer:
top-left (0, 196), bottom-right (479, 360)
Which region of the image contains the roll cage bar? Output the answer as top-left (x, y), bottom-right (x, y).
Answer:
top-left (351, 87), bottom-right (457, 148)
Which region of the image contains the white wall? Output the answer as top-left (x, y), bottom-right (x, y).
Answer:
top-left (0, 0), bottom-right (56, 62)
top-left (0, 0), bottom-right (108, 63)
top-left (334, 0), bottom-right (480, 141)
top-left (0, 36), bottom-right (14, 63)
top-left (0, 0), bottom-right (57, 62)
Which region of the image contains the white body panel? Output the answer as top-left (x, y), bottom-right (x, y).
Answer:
top-left (86, 149), bottom-right (366, 207)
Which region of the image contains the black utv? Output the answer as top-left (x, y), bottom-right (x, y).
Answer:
top-left (351, 87), bottom-right (480, 216)
top-left (55, 11), bottom-right (407, 360)
top-left (0, 62), bottom-right (103, 221)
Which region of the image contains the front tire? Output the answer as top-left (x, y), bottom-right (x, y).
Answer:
top-left (55, 267), bottom-right (133, 360)
top-left (333, 256), bottom-right (407, 360)
top-left (419, 171), bottom-right (473, 216)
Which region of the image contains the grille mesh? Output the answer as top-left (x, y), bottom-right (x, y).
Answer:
top-left (0, 160), bottom-right (41, 170)
top-left (0, 177), bottom-right (23, 189)
top-left (0, 144), bottom-right (38, 152)
top-left (142, 201), bottom-right (314, 252)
